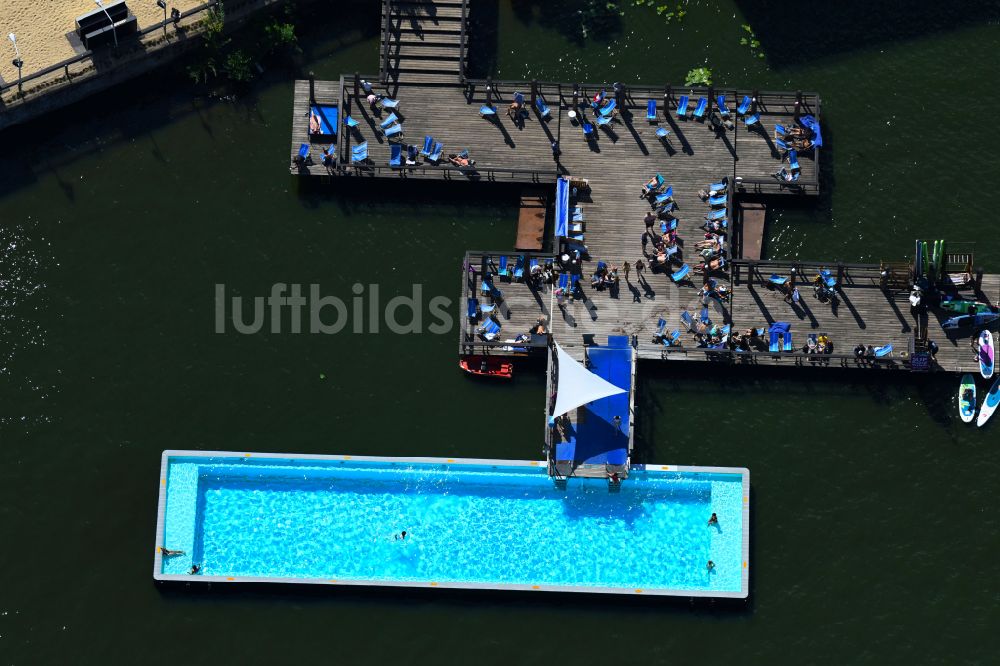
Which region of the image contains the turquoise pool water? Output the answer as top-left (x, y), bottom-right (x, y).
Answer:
top-left (157, 454), bottom-right (748, 596)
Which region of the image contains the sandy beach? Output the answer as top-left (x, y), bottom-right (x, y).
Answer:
top-left (0, 0), bottom-right (202, 85)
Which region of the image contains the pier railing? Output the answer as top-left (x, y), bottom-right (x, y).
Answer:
top-left (457, 0), bottom-right (470, 84)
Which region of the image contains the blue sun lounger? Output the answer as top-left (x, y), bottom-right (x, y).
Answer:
top-left (716, 95), bottom-right (731, 118)
top-left (583, 122), bottom-right (595, 139)
top-left (514, 91), bottom-right (525, 106)
top-left (655, 127), bottom-right (671, 140)
top-left (744, 113), bottom-right (760, 127)
top-left (384, 123), bottom-right (403, 139)
top-left (654, 186), bottom-right (673, 205)
top-left (480, 104), bottom-right (497, 117)
top-left (344, 115), bottom-right (360, 129)
top-left (480, 277), bottom-right (493, 296)
top-left (427, 142), bottom-right (444, 162)
top-left (655, 317), bottom-right (667, 337)
top-left (535, 96), bottom-right (551, 119)
top-left (709, 194), bottom-right (727, 207)
top-left (737, 95), bottom-right (753, 115)
top-left (599, 99), bottom-right (617, 117)
top-left (706, 208), bottom-right (727, 221)
top-left (788, 150), bottom-right (801, 171)
top-left (419, 135), bottom-right (433, 156)
top-left (497, 255), bottom-right (510, 279)
top-left (389, 144), bottom-right (402, 167)
top-left (676, 95), bottom-right (689, 118)
top-left (571, 274), bottom-right (582, 296)
top-left (769, 274), bottom-right (788, 287)
top-left (665, 329), bottom-right (681, 346)
top-left (380, 98), bottom-right (399, 110)
top-left (479, 318), bottom-right (501, 341)
top-left (700, 306), bottom-right (711, 325)
top-left (775, 124), bottom-right (786, 138)
top-left (528, 258), bottom-right (538, 275)
top-left (819, 269), bottom-right (837, 288)
top-left (513, 256), bottom-right (525, 281)
top-left (646, 99), bottom-right (657, 122)
top-left (693, 97), bottom-right (708, 119)
top-left (380, 113), bottom-right (399, 130)
top-left (671, 264), bottom-right (691, 283)
top-left (596, 115), bottom-right (613, 127)
top-left (709, 178), bottom-right (728, 193)
top-left (297, 143), bottom-right (309, 161)
top-left (775, 138), bottom-right (789, 152)
top-left (680, 311), bottom-right (695, 331)
top-left (467, 297), bottom-right (478, 322)
top-left (572, 207), bottom-right (584, 222)
top-left (660, 218), bottom-right (678, 234)
top-left (351, 142), bottom-right (368, 163)
top-left (874, 344), bottom-right (893, 358)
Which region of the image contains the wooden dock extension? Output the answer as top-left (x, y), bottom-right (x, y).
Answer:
top-left (738, 202), bottom-right (766, 260)
top-left (379, 0), bottom-right (469, 86)
top-left (516, 191), bottom-right (547, 251)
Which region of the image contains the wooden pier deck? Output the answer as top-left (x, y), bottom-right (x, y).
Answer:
top-left (292, 0), bottom-right (999, 377)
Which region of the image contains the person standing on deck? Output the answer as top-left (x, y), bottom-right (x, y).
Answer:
top-left (623, 261), bottom-right (631, 282)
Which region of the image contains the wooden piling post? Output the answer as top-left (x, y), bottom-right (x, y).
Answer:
top-left (308, 71), bottom-right (315, 104)
top-left (531, 80), bottom-right (538, 106)
top-left (354, 72), bottom-right (360, 98)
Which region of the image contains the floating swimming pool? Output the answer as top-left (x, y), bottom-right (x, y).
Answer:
top-left (154, 452), bottom-right (749, 598)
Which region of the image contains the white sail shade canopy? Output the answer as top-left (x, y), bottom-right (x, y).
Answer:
top-left (551, 341), bottom-right (626, 419)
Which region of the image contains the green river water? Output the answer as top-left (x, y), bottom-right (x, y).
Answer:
top-left (1, 1), bottom-right (999, 663)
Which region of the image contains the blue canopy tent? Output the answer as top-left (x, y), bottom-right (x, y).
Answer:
top-left (555, 177), bottom-right (570, 238)
top-left (799, 114), bottom-right (823, 147)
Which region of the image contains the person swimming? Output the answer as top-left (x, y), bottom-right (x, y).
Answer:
top-left (707, 513), bottom-right (718, 526)
top-left (188, 564), bottom-right (200, 575)
top-left (395, 531), bottom-right (408, 540)
top-left (706, 560), bottom-right (716, 571)
top-left (159, 547), bottom-right (185, 557)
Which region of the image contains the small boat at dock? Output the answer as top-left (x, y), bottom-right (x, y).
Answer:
top-left (459, 356), bottom-right (514, 379)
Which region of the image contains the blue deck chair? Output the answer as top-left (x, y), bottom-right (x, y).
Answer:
top-left (497, 255), bottom-right (510, 279)
top-left (775, 138), bottom-right (789, 152)
top-left (693, 97), bottom-right (708, 119)
top-left (808, 333), bottom-right (818, 349)
top-left (480, 277), bottom-right (493, 296)
top-left (819, 269), bottom-right (837, 288)
top-left (744, 113), bottom-right (760, 127)
top-left (596, 115), bottom-right (613, 127)
top-left (513, 91), bottom-right (525, 106)
top-left (716, 95), bottom-right (731, 118)
top-left (479, 302), bottom-right (496, 316)
top-left (709, 178), bottom-right (728, 193)
top-left (676, 95), bottom-right (689, 118)
top-left (599, 99), bottom-right (617, 117)
top-left (700, 306), bottom-right (711, 325)
top-left (654, 186), bottom-right (674, 206)
top-left (720, 324), bottom-right (731, 336)
top-left (384, 124), bottom-right (403, 139)
top-left (528, 258), bottom-right (539, 275)
top-left (419, 135), bottom-right (433, 156)
top-left (709, 194), bottom-right (727, 207)
top-left (297, 143), bottom-right (309, 161)
top-left (656, 317), bottom-right (668, 337)
top-left (379, 113), bottom-right (399, 129)
top-left (666, 329), bottom-right (681, 346)
top-left (379, 98), bottom-right (400, 110)
top-left (737, 95), bottom-right (753, 115)
top-left (874, 344), bottom-right (893, 358)
top-left (582, 122), bottom-right (596, 139)
top-left (775, 124), bottom-right (786, 138)
top-left (480, 104), bottom-right (497, 117)
top-left (535, 96), bottom-right (551, 119)
top-left (479, 318), bottom-right (502, 341)
top-left (660, 218), bottom-right (678, 234)
top-left (788, 150), bottom-right (801, 171)
top-left (351, 142), bottom-right (368, 163)
top-left (706, 208), bottom-right (727, 221)
top-left (572, 207), bottom-right (584, 222)
top-left (389, 144), bottom-right (402, 167)
top-left (769, 274), bottom-right (788, 287)
top-left (467, 298), bottom-right (478, 322)
top-left (558, 273), bottom-right (569, 290)
top-left (671, 264), bottom-right (691, 283)
top-left (680, 311), bottom-right (695, 331)
top-left (344, 115), bottom-right (360, 129)
top-left (646, 99), bottom-right (657, 122)
top-left (656, 200), bottom-right (676, 214)
top-left (513, 256), bottom-right (525, 281)
top-left (655, 127), bottom-right (671, 140)
top-left (427, 142), bottom-right (444, 162)
top-left (406, 144), bottom-right (419, 163)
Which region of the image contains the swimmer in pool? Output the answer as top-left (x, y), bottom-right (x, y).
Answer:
top-left (159, 547), bottom-right (185, 557)
top-left (394, 531), bottom-right (407, 540)
top-left (707, 513), bottom-right (718, 526)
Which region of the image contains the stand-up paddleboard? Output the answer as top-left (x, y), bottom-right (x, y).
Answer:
top-left (976, 376), bottom-right (1000, 427)
top-left (958, 374), bottom-right (976, 423)
top-left (979, 330), bottom-right (994, 379)
top-left (942, 313), bottom-right (1000, 330)
top-left (941, 299), bottom-right (997, 315)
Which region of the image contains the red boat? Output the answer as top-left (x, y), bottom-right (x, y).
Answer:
top-left (459, 356), bottom-right (514, 379)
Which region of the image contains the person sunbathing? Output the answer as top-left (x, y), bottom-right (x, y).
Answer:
top-left (448, 153), bottom-right (475, 167)
top-left (786, 125), bottom-right (808, 138)
top-left (640, 175), bottom-right (662, 198)
top-left (309, 112), bottom-right (322, 134)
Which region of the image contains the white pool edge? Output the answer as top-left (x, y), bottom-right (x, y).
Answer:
top-left (153, 450), bottom-right (750, 599)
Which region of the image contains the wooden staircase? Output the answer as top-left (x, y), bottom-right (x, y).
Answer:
top-left (379, 0), bottom-right (469, 85)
